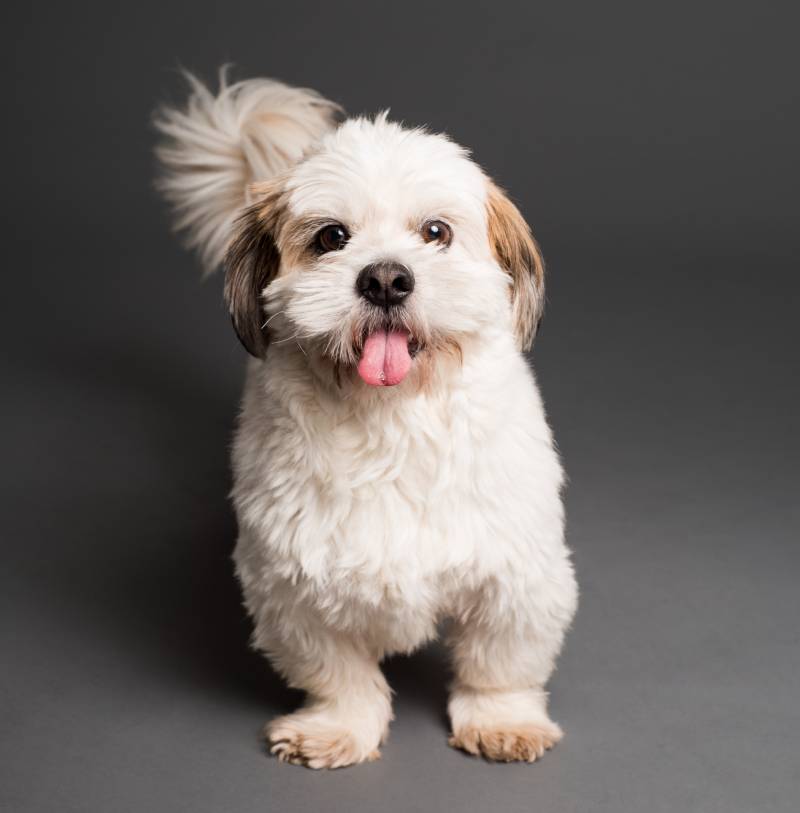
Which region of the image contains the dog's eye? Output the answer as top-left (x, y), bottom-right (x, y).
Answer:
top-left (315, 224), bottom-right (350, 253)
top-left (420, 219), bottom-right (452, 246)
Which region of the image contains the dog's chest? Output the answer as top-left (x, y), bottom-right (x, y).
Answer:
top-left (246, 388), bottom-right (514, 605)
top-left (233, 346), bottom-right (561, 642)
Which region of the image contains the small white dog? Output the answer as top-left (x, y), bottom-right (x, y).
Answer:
top-left (155, 71), bottom-right (578, 769)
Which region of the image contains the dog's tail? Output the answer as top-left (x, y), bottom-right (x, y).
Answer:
top-left (154, 68), bottom-right (341, 273)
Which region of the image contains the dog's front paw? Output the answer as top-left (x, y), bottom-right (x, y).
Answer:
top-left (266, 712), bottom-right (382, 770)
top-left (449, 721), bottom-right (562, 763)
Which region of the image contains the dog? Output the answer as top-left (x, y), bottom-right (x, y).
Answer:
top-left (155, 70), bottom-right (578, 769)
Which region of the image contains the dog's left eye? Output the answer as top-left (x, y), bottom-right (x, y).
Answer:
top-left (315, 224), bottom-right (350, 253)
top-left (420, 219), bottom-right (452, 246)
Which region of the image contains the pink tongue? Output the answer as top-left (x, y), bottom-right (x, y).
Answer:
top-left (357, 329), bottom-right (412, 387)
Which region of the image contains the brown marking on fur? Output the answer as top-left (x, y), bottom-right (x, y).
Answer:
top-left (486, 181), bottom-right (545, 351)
top-left (224, 181), bottom-right (289, 357)
top-left (449, 722), bottom-right (562, 763)
top-left (280, 215), bottom-right (347, 264)
top-left (412, 335), bottom-right (464, 394)
top-left (351, 322), bottom-right (368, 357)
top-left (439, 335), bottom-right (464, 367)
top-left (266, 718), bottom-right (381, 770)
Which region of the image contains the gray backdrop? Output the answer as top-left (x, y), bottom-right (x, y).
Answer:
top-left (3, 1), bottom-right (799, 811)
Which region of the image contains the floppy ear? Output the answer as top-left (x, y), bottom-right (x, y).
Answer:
top-left (223, 185), bottom-right (284, 357)
top-left (486, 182), bottom-right (545, 351)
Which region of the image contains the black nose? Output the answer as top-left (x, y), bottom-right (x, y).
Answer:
top-left (356, 262), bottom-right (415, 308)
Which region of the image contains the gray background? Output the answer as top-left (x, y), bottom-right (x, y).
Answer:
top-left (3, 1), bottom-right (799, 811)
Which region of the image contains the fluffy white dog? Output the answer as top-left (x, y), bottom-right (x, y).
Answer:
top-left (155, 71), bottom-right (578, 769)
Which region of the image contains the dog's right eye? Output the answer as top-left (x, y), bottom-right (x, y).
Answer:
top-left (315, 224), bottom-right (350, 253)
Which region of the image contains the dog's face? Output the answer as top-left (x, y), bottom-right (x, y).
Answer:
top-left (225, 115), bottom-right (544, 389)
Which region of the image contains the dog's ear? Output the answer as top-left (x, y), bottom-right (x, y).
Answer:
top-left (223, 184), bottom-right (284, 358)
top-left (486, 182), bottom-right (545, 351)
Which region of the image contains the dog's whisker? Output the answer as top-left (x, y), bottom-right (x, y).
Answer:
top-left (271, 332), bottom-right (302, 345)
top-left (262, 310), bottom-right (286, 330)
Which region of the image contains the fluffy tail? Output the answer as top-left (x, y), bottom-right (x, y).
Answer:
top-left (154, 68), bottom-right (342, 273)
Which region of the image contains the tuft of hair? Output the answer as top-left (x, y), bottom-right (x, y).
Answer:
top-left (153, 68), bottom-right (342, 273)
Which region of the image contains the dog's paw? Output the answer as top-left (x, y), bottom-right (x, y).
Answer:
top-left (449, 721), bottom-right (562, 763)
top-left (266, 713), bottom-right (381, 770)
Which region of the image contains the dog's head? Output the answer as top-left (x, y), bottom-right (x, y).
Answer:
top-left (224, 114), bottom-right (544, 389)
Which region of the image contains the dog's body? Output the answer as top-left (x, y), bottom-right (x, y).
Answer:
top-left (156, 71), bottom-right (577, 769)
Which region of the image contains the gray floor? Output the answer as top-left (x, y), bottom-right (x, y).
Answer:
top-left (4, 2), bottom-right (800, 811)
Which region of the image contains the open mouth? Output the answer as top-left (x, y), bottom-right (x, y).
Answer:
top-left (357, 329), bottom-right (419, 387)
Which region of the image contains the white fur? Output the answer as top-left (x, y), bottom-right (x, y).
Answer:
top-left (156, 72), bottom-right (578, 768)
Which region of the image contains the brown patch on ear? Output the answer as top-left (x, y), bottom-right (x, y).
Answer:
top-left (486, 181), bottom-right (545, 351)
top-left (224, 184), bottom-right (285, 357)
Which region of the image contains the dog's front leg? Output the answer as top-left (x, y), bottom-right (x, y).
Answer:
top-left (446, 568), bottom-right (577, 763)
top-left (264, 626), bottom-right (392, 769)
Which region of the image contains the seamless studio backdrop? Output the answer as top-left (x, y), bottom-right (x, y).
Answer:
top-left (2, 2), bottom-right (799, 812)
